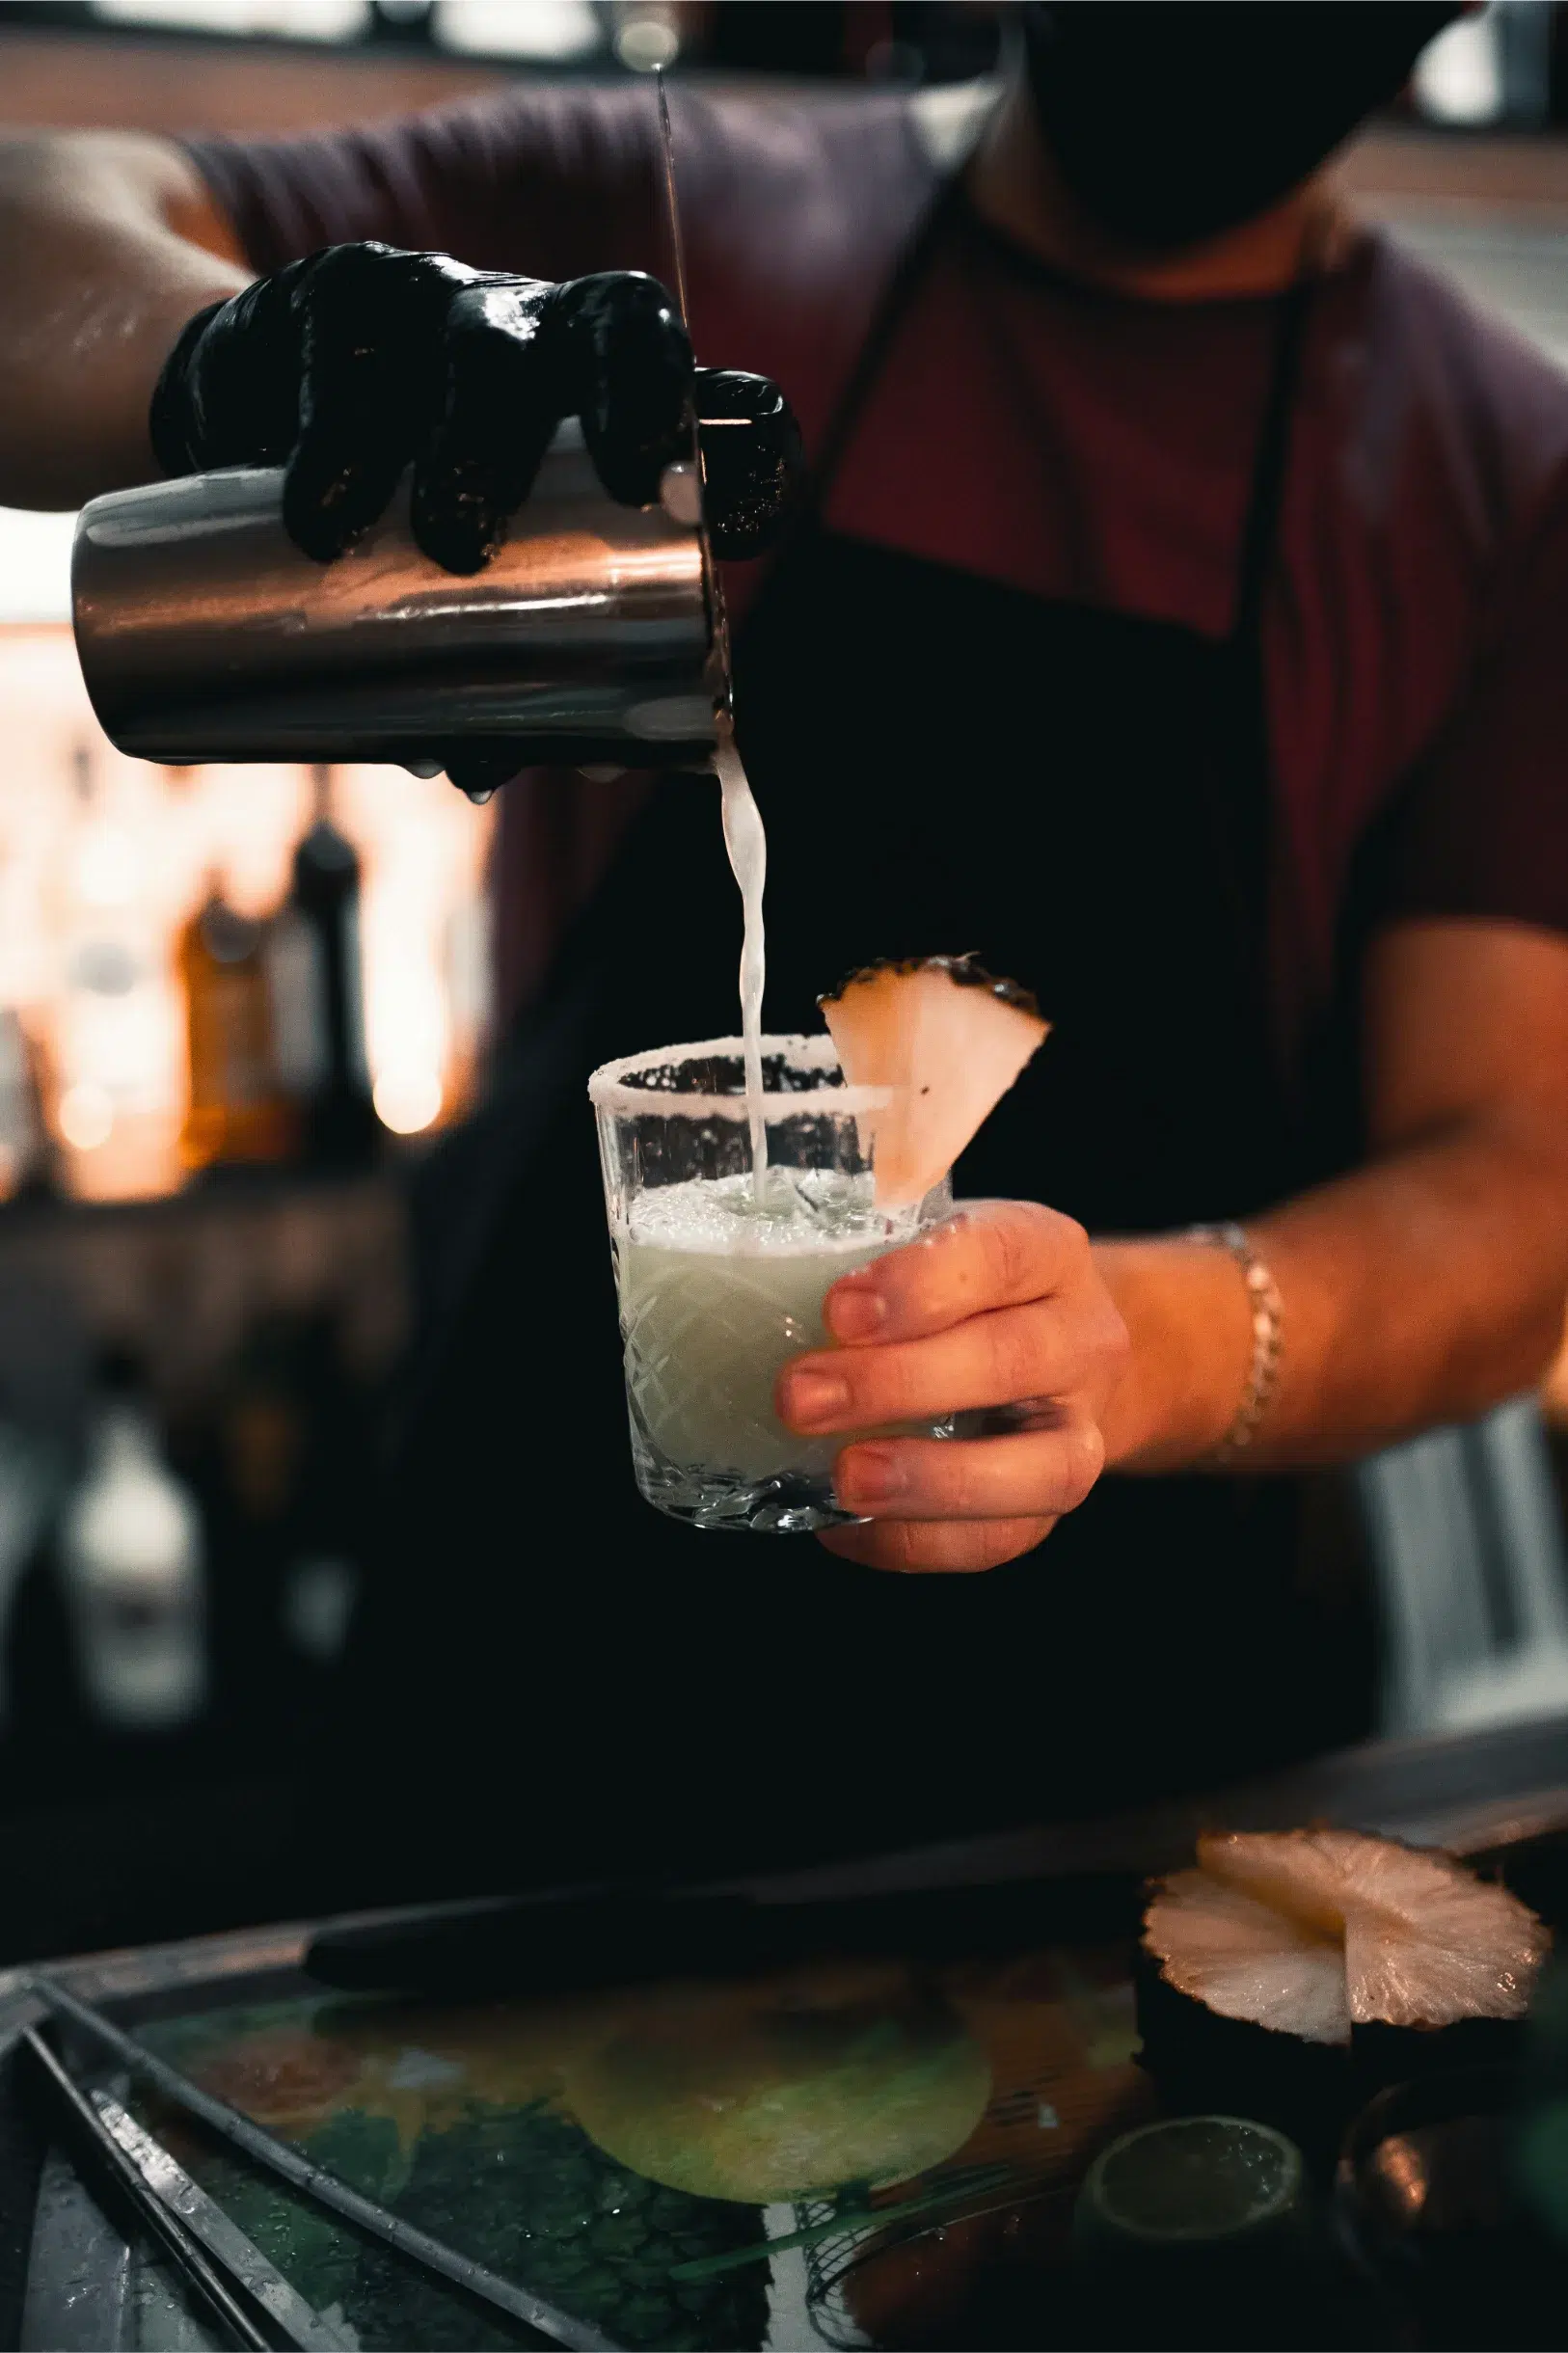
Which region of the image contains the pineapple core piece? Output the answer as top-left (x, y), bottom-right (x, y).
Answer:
top-left (820, 955), bottom-right (1048, 1206)
top-left (1144, 1827), bottom-right (1549, 2047)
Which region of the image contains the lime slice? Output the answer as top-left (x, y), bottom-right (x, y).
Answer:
top-left (1077, 2117), bottom-right (1304, 2251)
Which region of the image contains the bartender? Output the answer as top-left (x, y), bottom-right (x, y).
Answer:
top-left (4, 4), bottom-right (1568, 1898)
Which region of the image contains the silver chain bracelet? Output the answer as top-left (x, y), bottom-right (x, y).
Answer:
top-left (1187, 1222), bottom-right (1284, 1464)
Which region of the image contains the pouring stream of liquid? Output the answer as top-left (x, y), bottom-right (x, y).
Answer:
top-left (714, 717), bottom-right (769, 1196)
top-left (657, 75), bottom-right (764, 1190)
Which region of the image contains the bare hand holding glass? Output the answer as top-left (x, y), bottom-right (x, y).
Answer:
top-left (590, 1034), bottom-right (953, 1534)
top-left (777, 1199), bottom-right (1129, 1574)
top-left (589, 956), bottom-right (1127, 1556)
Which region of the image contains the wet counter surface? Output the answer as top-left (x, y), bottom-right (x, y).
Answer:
top-left (3, 1710), bottom-right (1566, 2352)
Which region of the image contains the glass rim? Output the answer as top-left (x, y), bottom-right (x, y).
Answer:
top-left (586, 1032), bottom-right (895, 1121)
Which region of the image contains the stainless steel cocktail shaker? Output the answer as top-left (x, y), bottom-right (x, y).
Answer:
top-left (71, 425), bottom-right (721, 770)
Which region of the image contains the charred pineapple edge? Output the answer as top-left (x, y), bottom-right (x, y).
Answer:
top-left (818, 953), bottom-right (1043, 1019)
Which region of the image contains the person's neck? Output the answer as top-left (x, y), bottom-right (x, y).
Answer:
top-left (965, 73), bottom-right (1348, 302)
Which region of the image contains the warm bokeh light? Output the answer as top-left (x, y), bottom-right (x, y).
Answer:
top-left (72, 815), bottom-right (141, 908)
top-left (435, 0), bottom-right (599, 59)
top-left (57, 1081), bottom-right (114, 1151)
top-left (372, 1069), bottom-right (443, 1136)
top-left (614, 14), bottom-right (680, 71)
top-left (91, 0), bottom-right (370, 39)
top-left (337, 758), bottom-right (492, 1139)
top-left (0, 628), bottom-right (496, 1200)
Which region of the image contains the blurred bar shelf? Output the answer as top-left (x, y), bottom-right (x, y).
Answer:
top-left (0, 1166), bottom-right (409, 1423)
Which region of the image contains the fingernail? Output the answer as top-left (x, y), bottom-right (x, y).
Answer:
top-left (827, 1285), bottom-right (886, 1342)
top-left (837, 1445), bottom-right (904, 1506)
top-left (782, 1369), bottom-right (850, 1427)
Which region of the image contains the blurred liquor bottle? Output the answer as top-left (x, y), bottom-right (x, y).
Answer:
top-left (268, 765), bottom-right (378, 1169)
top-left (0, 1383), bottom-right (60, 1727)
top-left (0, 1007), bottom-right (45, 1201)
top-left (190, 1312), bottom-right (365, 1739)
top-left (52, 745), bottom-right (181, 1200)
top-left (179, 870), bottom-right (296, 1171)
top-left (58, 1348), bottom-right (206, 1733)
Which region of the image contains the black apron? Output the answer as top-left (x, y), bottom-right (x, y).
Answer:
top-left (321, 199), bottom-right (1365, 1907)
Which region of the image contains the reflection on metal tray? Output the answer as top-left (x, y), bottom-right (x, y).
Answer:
top-left (3, 1712), bottom-right (1565, 2353)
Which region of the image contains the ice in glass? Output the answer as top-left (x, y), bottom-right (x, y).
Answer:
top-left (589, 1034), bottom-right (949, 1533)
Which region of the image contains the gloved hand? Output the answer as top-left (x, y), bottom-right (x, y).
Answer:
top-left (149, 243), bottom-right (799, 795)
top-left (151, 241), bottom-right (798, 566)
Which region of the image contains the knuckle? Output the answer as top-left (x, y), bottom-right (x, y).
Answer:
top-left (993, 1516), bottom-right (1057, 1565)
top-left (838, 1359), bottom-right (897, 1429)
top-left (882, 1345), bottom-right (931, 1418)
top-left (1098, 1301), bottom-right (1132, 1372)
top-left (878, 1523), bottom-right (933, 1574)
top-left (1053, 1420), bottom-right (1105, 1512)
top-left (985, 1206), bottom-right (1041, 1297)
top-left (890, 1215), bottom-right (971, 1312)
top-left (938, 1447), bottom-right (987, 1518)
top-left (1049, 1210), bottom-right (1093, 1278)
top-left (908, 1521), bottom-right (982, 1572)
top-left (985, 1202), bottom-right (1084, 1301)
top-left (983, 1217), bottom-right (1026, 1297)
top-left (988, 1312), bottom-right (1044, 1402)
top-left (872, 1245), bottom-right (929, 1322)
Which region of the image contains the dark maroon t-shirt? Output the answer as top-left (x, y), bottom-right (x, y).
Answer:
top-left (187, 82), bottom-right (1568, 1034)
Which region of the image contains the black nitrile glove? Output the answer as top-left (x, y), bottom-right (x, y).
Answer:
top-left (150, 244), bottom-right (799, 795)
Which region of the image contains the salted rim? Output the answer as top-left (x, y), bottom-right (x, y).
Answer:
top-left (586, 1032), bottom-right (895, 1120)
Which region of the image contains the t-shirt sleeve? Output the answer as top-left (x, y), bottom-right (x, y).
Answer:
top-left (1381, 465), bottom-right (1568, 940)
top-left (182, 84), bottom-right (663, 282)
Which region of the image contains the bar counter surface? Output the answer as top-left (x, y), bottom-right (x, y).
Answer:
top-left (2, 1711), bottom-right (1565, 2352)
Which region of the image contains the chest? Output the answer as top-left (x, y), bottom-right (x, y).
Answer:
top-left (730, 228), bottom-right (1486, 1027)
top-left (728, 529), bottom-right (1293, 1222)
top-left (825, 235), bottom-right (1281, 637)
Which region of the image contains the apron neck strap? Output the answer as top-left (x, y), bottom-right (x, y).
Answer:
top-left (803, 174), bottom-right (965, 518)
top-left (797, 168), bottom-right (1319, 652)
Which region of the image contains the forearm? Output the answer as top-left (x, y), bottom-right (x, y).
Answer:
top-left (0, 132), bottom-right (247, 508)
top-left (1099, 1116), bottom-right (1568, 1473)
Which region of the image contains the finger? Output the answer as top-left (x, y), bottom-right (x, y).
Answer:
top-left (411, 278), bottom-right (560, 573)
top-left (284, 246), bottom-right (447, 562)
top-left (557, 272), bottom-right (692, 507)
top-left (818, 1516), bottom-right (1056, 1574)
top-left (776, 1300), bottom-right (1079, 1436)
top-left (694, 368), bottom-right (802, 558)
top-left (153, 265), bottom-right (311, 475)
top-left (834, 1423), bottom-right (1105, 1522)
top-left (824, 1200), bottom-right (1092, 1347)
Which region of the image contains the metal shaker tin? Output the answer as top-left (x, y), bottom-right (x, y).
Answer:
top-left (70, 424), bottom-right (718, 770)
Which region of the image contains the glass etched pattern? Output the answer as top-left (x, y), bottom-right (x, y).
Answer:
top-left (590, 1037), bottom-right (949, 1533)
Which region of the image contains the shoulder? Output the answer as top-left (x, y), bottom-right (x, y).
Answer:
top-left (394, 76), bottom-right (947, 284)
top-left (1330, 224), bottom-right (1568, 561)
top-left (675, 83), bottom-right (939, 277)
top-left (186, 79), bottom-right (671, 274)
top-left (1315, 230), bottom-right (1568, 951)
top-left (671, 86), bottom-right (950, 446)
top-left (450, 79), bottom-right (950, 442)
top-left (338, 80), bottom-right (670, 272)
